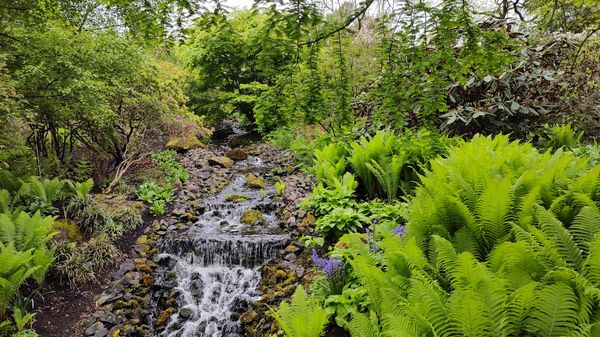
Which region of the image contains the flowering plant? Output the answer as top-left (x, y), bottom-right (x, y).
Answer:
top-left (312, 249), bottom-right (345, 295)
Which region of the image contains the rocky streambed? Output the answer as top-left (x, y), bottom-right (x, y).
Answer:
top-left (85, 133), bottom-right (315, 337)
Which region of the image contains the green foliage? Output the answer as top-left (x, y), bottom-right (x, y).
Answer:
top-left (15, 177), bottom-right (66, 215)
top-left (300, 173), bottom-right (358, 217)
top-left (113, 208), bottom-right (143, 232)
top-left (407, 134), bottom-right (598, 258)
top-left (275, 181), bottom-right (286, 197)
top-left (12, 308), bottom-right (35, 332)
top-left (52, 236), bottom-right (119, 288)
top-left (539, 123), bottom-right (584, 152)
top-left (137, 182), bottom-right (174, 216)
top-left (272, 285), bottom-right (329, 337)
top-left (311, 130), bottom-right (448, 200)
top-left (316, 208), bottom-right (369, 241)
top-left (0, 211), bottom-right (55, 283)
top-left (150, 150), bottom-right (188, 183)
top-left (312, 143), bottom-right (348, 187)
top-left (66, 196), bottom-right (113, 236)
top-left (66, 179), bottom-right (94, 200)
top-left (315, 135), bottom-right (600, 337)
top-left (0, 246), bottom-right (39, 318)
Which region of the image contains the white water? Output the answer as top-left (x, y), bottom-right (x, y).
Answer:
top-left (154, 156), bottom-right (288, 337)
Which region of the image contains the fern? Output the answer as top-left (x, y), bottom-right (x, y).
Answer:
top-left (366, 155), bottom-right (406, 202)
top-left (536, 206), bottom-right (584, 270)
top-left (571, 206), bottom-right (600, 256)
top-left (272, 285), bottom-right (329, 337)
top-left (528, 283), bottom-right (580, 337)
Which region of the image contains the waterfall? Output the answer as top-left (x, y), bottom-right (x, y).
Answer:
top-left (151, 159), bottom-right (288, 337)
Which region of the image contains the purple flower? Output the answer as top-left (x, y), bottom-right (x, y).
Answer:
top-left (393, 225), bottom-right (405, 236)
top-left (312, 249), bottom-right (343, 277)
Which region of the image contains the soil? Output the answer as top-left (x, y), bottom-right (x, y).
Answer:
top-left (33, 218), bottom-right (151, 337)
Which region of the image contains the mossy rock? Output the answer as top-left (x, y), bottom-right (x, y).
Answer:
top-left (240, 209), bottom-right (264, 225)
top-left (166, 135), bottom-right (203, 152)
top-left (208, 156), bottom-right (234, 168)
top-left (155, 308), bottom-right (174, 327)
top-left (245, 174), bottom-right (266, 189)
top-left (53, 219), bottom-right (85, 242)
top-left (225, 194), bottom-right (249, 203)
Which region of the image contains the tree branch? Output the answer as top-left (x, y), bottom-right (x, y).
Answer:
top-left (299, 0), bottom-right (375, 46)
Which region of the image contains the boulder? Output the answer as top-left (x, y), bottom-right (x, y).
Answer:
top-left (208, 156), bottom-right (234, 168)
top-left (226, 148), bottom-right (248, 161)
top-left (166, 135), bottom-right (203, 152)
top-left (245, 174), bottom-right (266, 189)
top-left (240, 209), bottom-right (264, 225)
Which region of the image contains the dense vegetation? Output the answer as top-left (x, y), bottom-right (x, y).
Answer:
top-left (0, 0), bottom-right (598, 336)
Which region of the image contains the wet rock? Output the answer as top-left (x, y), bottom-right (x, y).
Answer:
top-left (240, 209), bottom-right (265, 225)
top-left (208, 156), bottom-right (234, 168)
top-left (179, 306), bottom-right (194, 319)
top-left (226, 148), bottom-right (248, 161)
top-left (225, 194), bottom-right (249, 203)
top-left (245, 174), bottom-right (266, 189)
top-left (228, 137), bottom-right (241, 149)
top-left (240, 311), bottom-right (257, 324)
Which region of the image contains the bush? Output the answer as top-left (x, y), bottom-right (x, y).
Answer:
top-left (300, 173), bottom-right (358, 217)
top-left (316, 208), bottom-right (369, 241)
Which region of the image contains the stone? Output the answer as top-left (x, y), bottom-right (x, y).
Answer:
top-left (179, 306), bottom-right (194, 319)
top-left (240, 209), bottom-right (264, 225)
top-left (245, 174), bottom-right (266, 189)
top-left (166, 135), bottom-right (203, 152)
top-left (228, 137), bottom-right (241, 149)
top-left (208, 156), bottom-right (234, 168)
top-left (96, 292), bottom-right (122, 307)
top-left (225, 194), bottom-right (248, 203)
top-left (85, 322), bottom-right (108, 337)
top-left (225, 148), bottom-right (248, 161)
top-left (240, 310), bottom-right (257, 324)
top-left (284, 253), bottom-right (297, 261)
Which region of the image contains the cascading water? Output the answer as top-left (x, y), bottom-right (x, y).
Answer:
top-left (152, 155), bottom-right (288, 337)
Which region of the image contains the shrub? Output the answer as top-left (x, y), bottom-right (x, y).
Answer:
top-left (316, 208), bottom-right (369, 241)
top-left (300, 173), bottom-right (358, 217)
top-left (0, 211), bottom-right (55, 283)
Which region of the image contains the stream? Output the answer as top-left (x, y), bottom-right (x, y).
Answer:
top-left (151, 150), bottom-right (289, 337)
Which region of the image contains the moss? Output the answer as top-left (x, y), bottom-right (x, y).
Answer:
top-left (53, 219), bottom-right (85, 242)
top-left (245, 174), bottom-right (266, 189)
top-left (166, 135), bottom-right (203, 151)
top-left (240, 209), bottom-right (264, 225)
top-left (225, 194), bottom-right (249, 203)
top-left (136, 235), bottom-right (148, 245)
